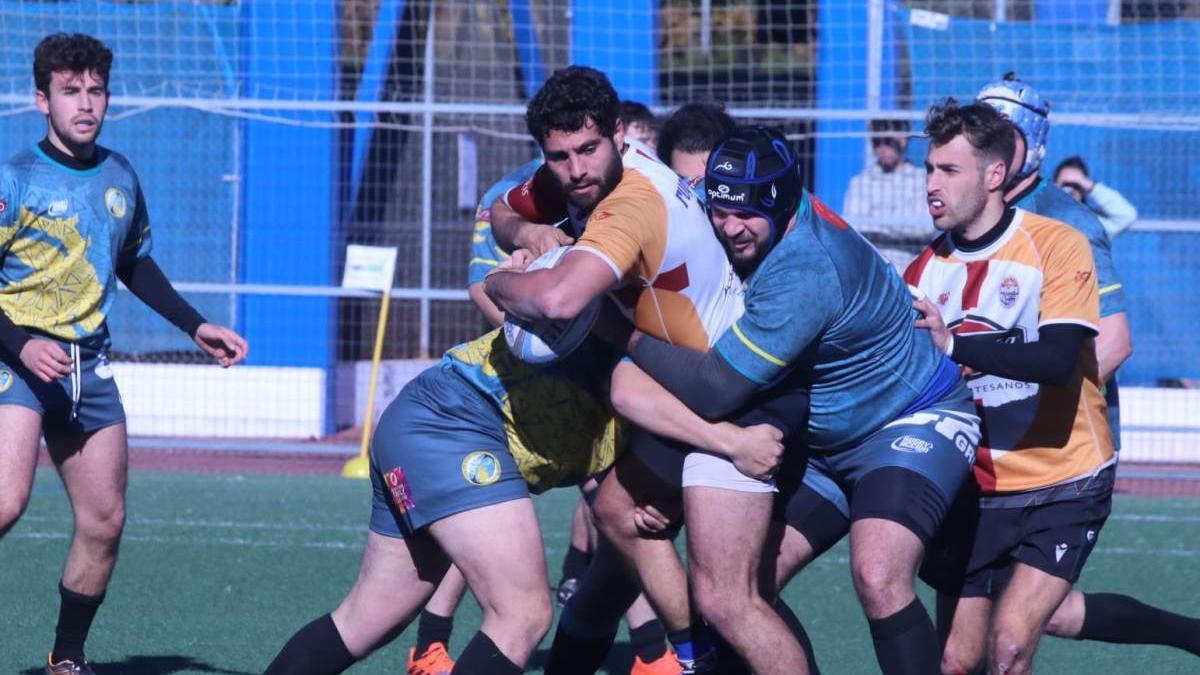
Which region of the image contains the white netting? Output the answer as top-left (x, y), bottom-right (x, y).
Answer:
top-left (0, 0), bottom-right (1196, 452)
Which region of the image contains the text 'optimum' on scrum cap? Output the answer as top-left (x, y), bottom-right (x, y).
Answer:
top-left (976, 73), bottom-right (1050, 180)
top-left (705, 125), bottom-right (803, 245)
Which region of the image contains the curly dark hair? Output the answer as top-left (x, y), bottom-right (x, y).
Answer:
top-left (34, 33), bottom-right (113, 94)
top-left (925, 97), bottom-right (1015, 176)
top-left (526, 66), bottom-right (620, 144)
top-left (656, 102), bottom-right (735, 165)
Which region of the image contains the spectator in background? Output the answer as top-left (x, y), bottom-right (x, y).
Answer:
top-left (656, 101), bottom-right (736, 182)
top-left (620, 99), bottom-right (658, 151)
top-left (1054, 156), bottom-right (1138, 240)
top-left (842, 119), bottom-right (931, 269)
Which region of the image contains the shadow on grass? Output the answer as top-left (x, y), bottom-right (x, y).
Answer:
top-left (528, 641), bottom-right (637, 674)
top-left (23, 655), bottom-right (254, 675)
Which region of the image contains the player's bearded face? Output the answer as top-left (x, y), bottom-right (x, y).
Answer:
top-left (925, 136), bottom-right (989, 233)
top-left (542, 119), bottom-right (625, 211)
top-left (710, 205), bottom-right (771, 276)
top-left (37, 70), bottom-right (108, 155)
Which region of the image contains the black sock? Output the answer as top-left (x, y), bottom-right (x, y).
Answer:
top-left (544, 624), bottom-right (617, 675)
top-left (629, 619), bottom-right (668, 663)
top-left (416, 609), bottom-right (455, 654)
top-left (775, 600), bottom-right (821, 675)
top-left (561, 545), bottom-right (589, 581)
top-left (1079, 592), bottom-right (1200, 655)
top-left (451, 631), bottom-right (522, 675)
top-left (866, 598), bottom-right (940, 675)
top-left (264, 613), bottom-right (356, 675)
top-left (52, 582), bottom-right (105, 664)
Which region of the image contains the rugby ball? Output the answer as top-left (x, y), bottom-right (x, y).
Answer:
top-left (503, 246), bottom-right (601, 364)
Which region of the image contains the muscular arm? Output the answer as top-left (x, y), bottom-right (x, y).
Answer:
top-left (610, 359), bottom-right (747, 458)
top-left (629, 332), bottom-right (760, 418)
top-left (484, 250), bottom-right (616, 321)
top-left (1096, 312), bottom-right (1133, 383)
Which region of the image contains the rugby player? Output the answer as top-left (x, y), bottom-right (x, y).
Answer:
top-left (483, 66), bottom-right (752, 673)
top-left (907, 98), bottom-right (1113, 675)
top-left (462, 158), bottom-right (678, 675)
top-left (927, 75), bottom-right (1200, 663)
top-left (0, 34), bottom-right (248, 675)
top-left (654, 102), bottom-right (735, 182)
top-left (262, 324), bottom-right (780, 674)
top-left (613, 125), bottom-right (981, 675)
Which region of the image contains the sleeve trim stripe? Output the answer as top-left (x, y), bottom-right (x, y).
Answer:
top-left (1039, 318), bottom-right (1100, 332)
top-left (571, 246), bottom-right (622, 281)
top-left (469, 257), bottom-right (500, 268)
top-left (731, 322), bottom-right (788, 367)
top-left (1098, 283), bottom-right (1123, 296)
top-left (715, 342), bottom-right (770, 385)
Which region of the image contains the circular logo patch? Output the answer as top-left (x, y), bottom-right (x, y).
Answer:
top-left (461, 451), bottom-right (501, 486)
top-left (104, 188), bottom-right (127, 219)
top-left (0, 369), bottom-right (13, 393)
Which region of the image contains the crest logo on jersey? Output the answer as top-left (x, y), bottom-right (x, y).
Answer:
top-left (105, 188), bottom-right (128, 219)
top-left (1074, 270), bottom-right (1092, 285)
top-left (937, 292), bottom-right (950, 306)
top-left (48, 199), bottom-right (69, 217)
top-left (0, 199), bottom-right (7, 217)
top-left (592, 211), bottom-right (614, 221)
top-left (0, 368), bottom-right (13, 393)
top-left (999, 276), bottom-right (1020, 308)
top-left (384, 466), bottom-right (416, 512)
top-left (461, 451), bottom-right (501, 486)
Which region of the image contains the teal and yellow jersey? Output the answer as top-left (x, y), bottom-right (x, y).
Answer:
top-left (443, 330), bottom-right (625, 492)
top-left (468, 158), bottom-right (543, 286)
top-left (714, 192), bottom-right (957, 454)
top-left (0, 144), bottom-right (150, 343)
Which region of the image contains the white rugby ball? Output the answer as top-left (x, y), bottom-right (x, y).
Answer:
top-left (503, 246), bottom-right (601, 364)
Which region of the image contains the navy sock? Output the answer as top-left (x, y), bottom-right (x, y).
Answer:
top-left (263, 613), bottom-right (355, 675)
top-left (561, 545), bottom-right (590, 581)
top-left (629, 619), bottom-right (668, 663)
top-left (1080, 592), bottom-right (1200, 654)
top-left (415, 609), bottom-right (454, 654)
top-left (866, 598), bottom-right (940, 675)
top-left (52, 582), bottom-right (105, 664)
top-left (451, 631), bottom-right (522, 675)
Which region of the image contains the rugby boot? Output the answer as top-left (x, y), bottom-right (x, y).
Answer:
top-left (631, 650), bottom-right (683, 675)
top-left (407, 641), bottom-right (455, 675)
top-left (45, 653), bottom-right (96, 675)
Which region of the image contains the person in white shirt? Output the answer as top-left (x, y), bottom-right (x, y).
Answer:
top-left (842, 119), bottom-right (931, 269)
top-left (1053, 155), bottom-right (1138, 240)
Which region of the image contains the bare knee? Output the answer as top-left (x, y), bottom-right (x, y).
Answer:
top-left (591, 488), bottom-right (634, 544)
top-left (1044, 590), bottom-right (1084, 638)
top-left (77, 499), bottom-right (126, 547)
top-left (989, 622), bottom-right (1035, 675)
top-left (691, 565), bottom-right (757, 633)
top-left (0, 490), bottom-right (32, 535)
top-left (851, 556), bottom-right (911, 618)
top-left (940, 647), bottom-right (983, 675)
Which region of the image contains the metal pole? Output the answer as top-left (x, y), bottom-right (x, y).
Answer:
top-left (700, 0), bottom-right (712, 55)
top-left (225, 119), bottom-right (241, 330)
top-left (419, 6), bottom-right (435, 358)
top-left (994, 0), bottom-right (1007, 22)
top-left (866, 0), bottom-right (884, 164)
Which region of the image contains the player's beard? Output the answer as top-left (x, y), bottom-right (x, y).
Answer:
top-left (944, 184), bottom-right (989, 236)
top-left (566, 144), bottom-right (624, 212)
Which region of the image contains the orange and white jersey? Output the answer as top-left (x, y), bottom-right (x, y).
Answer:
top-left (507, 141), bottom-right (743, 350)
top-left (905, 208), bottom-right (1112, 494)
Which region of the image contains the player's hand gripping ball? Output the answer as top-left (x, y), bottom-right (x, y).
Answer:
top-left (503, 246), bottom-right (600, 364)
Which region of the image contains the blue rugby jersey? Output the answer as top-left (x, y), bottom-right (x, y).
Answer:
top-left (0, 144), bottom-right (151, 343)
top-left (467, 158), bottom-right (543, 285)
top-left (713, 192), bottom-right (958, 453)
